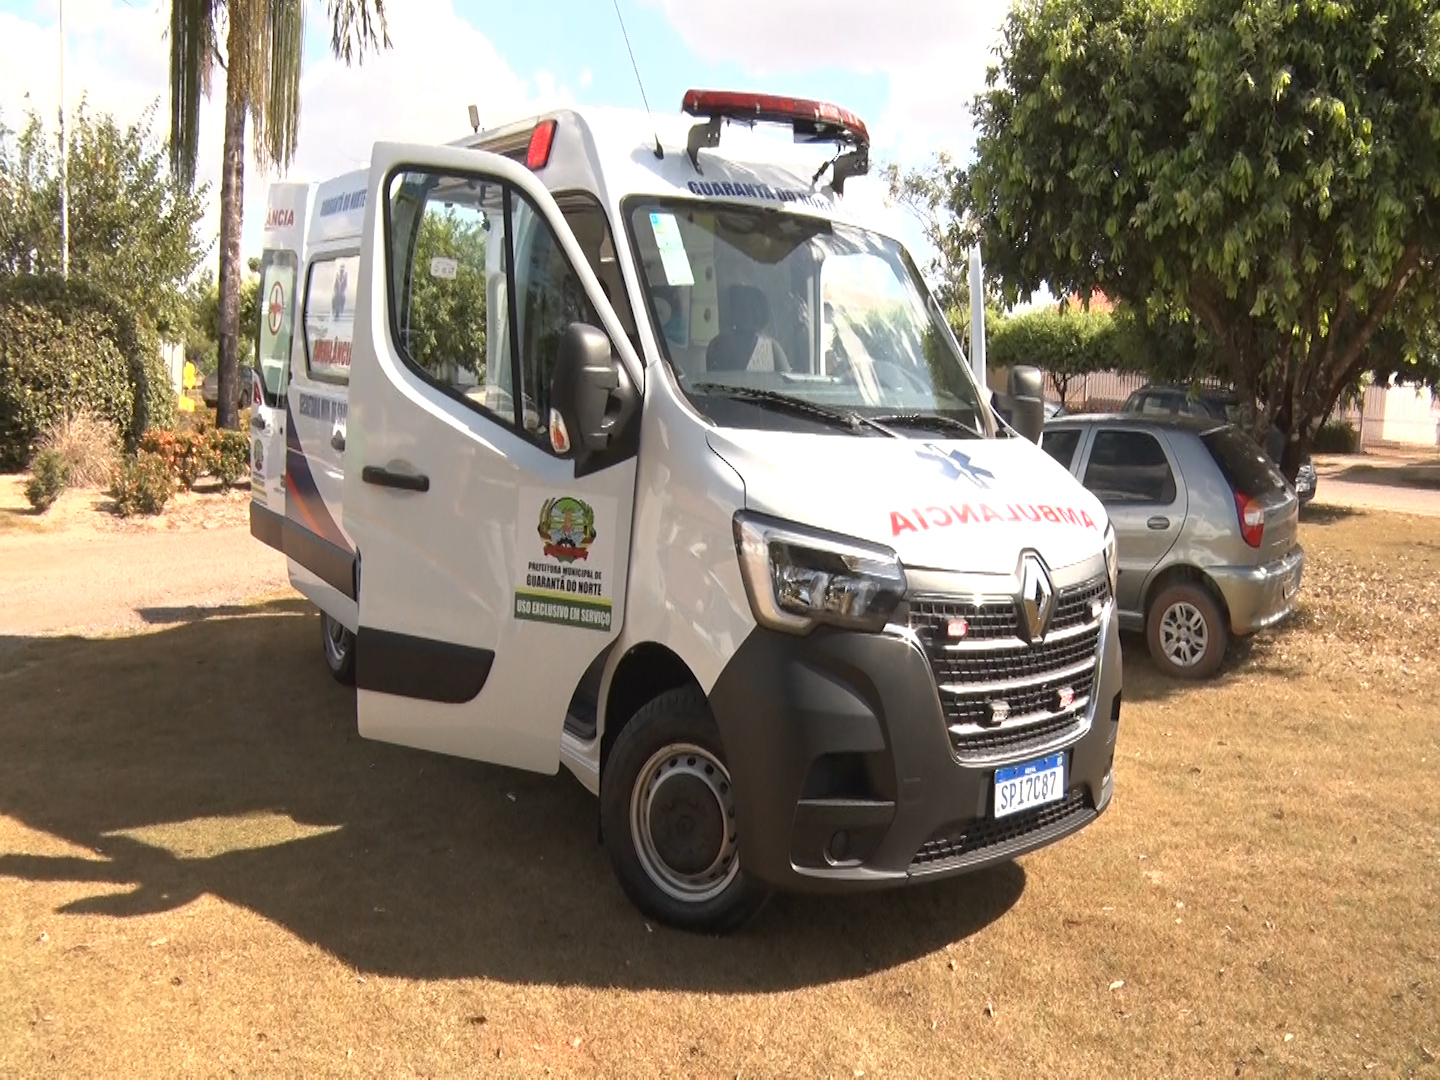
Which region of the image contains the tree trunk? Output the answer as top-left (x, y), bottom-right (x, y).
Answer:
top-left (215, 49), bottom-right (247, 432)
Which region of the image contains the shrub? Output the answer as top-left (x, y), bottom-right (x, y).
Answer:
top-left (0, 274), bottom-right (176, 467)
top-left (1313, 420), bottom-right (1359, 454)
top-left (174, 430), bottom-right (214, 490)
top-left (138, 429), bottom-right (182, 486)
top-left (24, 449), bottom-right (70, 512)
top-left (208, 429), bottom-right (250, 489)
top-left (35, 410), bottom-right (120, 488)
top-left (111, 451), bottom-right (172, 516)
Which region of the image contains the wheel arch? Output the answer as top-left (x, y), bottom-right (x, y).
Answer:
top-left (1141, 563), bottom-right (1230, 630)
top-left (600, 642), bottom-right (706, 777)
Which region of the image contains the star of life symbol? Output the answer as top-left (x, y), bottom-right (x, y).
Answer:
top-left (917, 443), bottom-right (996, 489)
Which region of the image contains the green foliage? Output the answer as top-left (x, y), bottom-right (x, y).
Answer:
top-left (1313, 420), bottom-right (1360, 454)
top-left (0, 101), bottom-right (209, 337)
top-left (111, 451), bottom-right (172, 516)
top-left (987, 307), bottom-right (1132, 399)
top-left (0, 275), bottom-right (175, 467)
top-left (209, 429), bottom-right (250, 488)
top-left (181, 269), bottom-right (260, 376)
top-left (406, 208), bottom-right (488, 381)
top-left (24, 449), bottom-right (69, 512)
top-left (964, 0), bottom-right (1440, 474)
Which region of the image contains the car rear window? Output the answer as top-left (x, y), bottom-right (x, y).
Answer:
top-left (1202, 426), bottom-right (1287, 497)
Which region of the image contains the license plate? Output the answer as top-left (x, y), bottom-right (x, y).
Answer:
top-left (1283, 565), bottom-right (1301, 600)
top-left (993, 753), bottom-right (1066, 819)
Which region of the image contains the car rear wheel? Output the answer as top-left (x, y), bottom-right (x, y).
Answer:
top-left (1146, 582), bottom-right (1228, 679)
top-left (319, 611), bottom-right (356, 685)
top-left (601, 687), bottom-right (769, 933)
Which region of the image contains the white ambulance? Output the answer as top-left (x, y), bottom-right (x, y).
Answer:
top-left (249, 91), bottom-right (1122, 932)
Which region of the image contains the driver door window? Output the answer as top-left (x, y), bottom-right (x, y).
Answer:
top-left (387, 172), bottom-right (618, 452)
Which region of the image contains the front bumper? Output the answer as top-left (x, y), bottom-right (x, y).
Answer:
top-left (1210, 545), bottom-right (1305, 636)
top-left (705, 609), bottom-right (1122, 893)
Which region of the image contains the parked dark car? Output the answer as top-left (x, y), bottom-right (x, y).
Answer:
top-left (1120, 384), bottom-right (1316, 503)
top-left (201, 366), bottom-right (256, 410)
top-left (1041, 414), bottom-right (1305, 679)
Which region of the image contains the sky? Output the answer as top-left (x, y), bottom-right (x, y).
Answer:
top-left (0, 0), bottom-right (1012, 274)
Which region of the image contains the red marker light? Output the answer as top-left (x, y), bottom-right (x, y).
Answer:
top-left (947, 618), bottom-right (969, 638)
top-left (253, 374), bottom-right (262, 407)
top-left (1057, 686), bottom-right (1075, 710)
top-left (526, 119), bottom-right (557, 170)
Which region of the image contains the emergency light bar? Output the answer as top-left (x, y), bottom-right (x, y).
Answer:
top-left (680, 89), bottom-right (871, 193)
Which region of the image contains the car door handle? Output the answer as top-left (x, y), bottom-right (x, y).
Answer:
top-left (1147, 516), bottom-right (1170, 531)
top-left (361, 465), bottom-right (429, 493)
top-left (330, 431), bottom-right (346, 452)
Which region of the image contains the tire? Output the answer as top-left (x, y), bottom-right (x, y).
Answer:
top-left (601, 687), bottom-right (769, 933)
top-left (320, 611), bottom-right (356, 685)
top-left (1146, 581), bottom-right (1228, 680)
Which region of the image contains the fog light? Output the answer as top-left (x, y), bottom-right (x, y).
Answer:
top-left (828, 830), bottom-right (850, 862)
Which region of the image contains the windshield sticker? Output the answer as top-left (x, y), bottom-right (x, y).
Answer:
top-left (917, 444), bottom-right (996, 489)
top-left (890, 503), bottom-right (1099, 537)
top-left (649, 212), bottom-right (695, 287)
top-left (513, 490), bottom-right (618, 632)
top-left (685, 180), bottom-right (829, 209)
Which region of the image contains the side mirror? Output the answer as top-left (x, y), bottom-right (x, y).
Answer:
top-left (1007, 365), bottom-right (1046, 444)
top-left (549, 323), bottom-right (638, 469)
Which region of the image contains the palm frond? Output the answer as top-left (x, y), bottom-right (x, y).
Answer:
top-left (167, 0), bottom-right (217, 185)
top-left (252, 0), bottom-right (305, 172)
top-left (326, 0), bottom-right (390, 65)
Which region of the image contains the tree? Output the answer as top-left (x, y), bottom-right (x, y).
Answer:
top-left (987, 307), bottom-right (1127, 404)
top-left (883, 153), bottom-right (1003, 343)
top-left (407, 209), bottom-right (488, 381)
top-left (964, 0), bottom-right (1440, 477)
top-left (168, 0), bottom-right (390, 430)
top-left (0, 102), bottom-right (208, 335)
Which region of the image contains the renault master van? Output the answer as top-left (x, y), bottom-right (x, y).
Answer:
top-left (249, 91), bottom-right (1122, 932)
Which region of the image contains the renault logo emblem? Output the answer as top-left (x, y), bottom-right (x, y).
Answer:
top-left (1017, 553), bottom-right (1054, 643)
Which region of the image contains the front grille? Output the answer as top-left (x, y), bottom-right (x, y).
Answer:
top-left (909, 574), bottom-right (1109, 762)
top-left (911, 790), bottom-right (1091, 870)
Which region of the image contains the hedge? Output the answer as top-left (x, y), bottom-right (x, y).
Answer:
top-left (0, 274), bottom-right (174, 468)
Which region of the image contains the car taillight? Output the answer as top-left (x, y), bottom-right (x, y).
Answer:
top-left (1235, 492), bottom-right (1265, 548)
top-left (253, 375), bottom-right (262, 407)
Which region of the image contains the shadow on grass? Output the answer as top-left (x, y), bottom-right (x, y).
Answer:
top-left (1299, 503), bottom-right (1363, 526)
top-left (0, 602), bottom-right (1024, 991)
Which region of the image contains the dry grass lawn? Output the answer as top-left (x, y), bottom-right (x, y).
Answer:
top-left (1, 507), bottom-right (1437, 1077)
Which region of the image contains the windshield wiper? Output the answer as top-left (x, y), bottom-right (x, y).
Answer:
top-left (690, 384), bottom-right (899, 438)
top-left (868, 412), bottom-right (986, 439)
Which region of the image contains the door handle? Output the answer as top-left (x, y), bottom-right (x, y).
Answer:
top-left (1147, 516), bottom-right (1170, 531)
top-left (362, 465), bottom-right (429, 493)
top-left (330, 431), bottom-right (346, 452)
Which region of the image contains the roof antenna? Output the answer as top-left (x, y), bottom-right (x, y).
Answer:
top-left (612, 0), bottom-right (664, 160)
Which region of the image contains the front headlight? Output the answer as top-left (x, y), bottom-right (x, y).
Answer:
top-left (1103, 523), bottom-right (1119, 599)
top-left (734, 512), bottom-right (907, 635)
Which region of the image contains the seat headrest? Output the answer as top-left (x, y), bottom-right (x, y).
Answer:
top-left (725, 285), bottom-right (770, 335)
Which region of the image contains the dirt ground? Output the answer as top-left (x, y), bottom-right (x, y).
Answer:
top-left (1, 486), bottom-right (1438, 1076)
top-left (1312, 449), bottom-right (1440, 518)
top-left (0, 476), bottom-right (288, 636)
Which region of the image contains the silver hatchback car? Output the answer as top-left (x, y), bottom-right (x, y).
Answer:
top-left (1041, 415), bottom-right (1305, 678)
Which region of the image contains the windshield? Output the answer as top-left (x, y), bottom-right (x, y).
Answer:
top-left (626, 200), bottom-right (995, 437)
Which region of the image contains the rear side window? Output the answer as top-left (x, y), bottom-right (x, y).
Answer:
top-left (303, 254), bottom-right (360, 384)
top-left (1202, 426), bottom-right (1287, 497)
top-left (1083, 430), bottom-right (1177, 504)
top-left (256, 249), bottom-right (298, 402)
top-left (1041, 428), bottom-right (1081, 470)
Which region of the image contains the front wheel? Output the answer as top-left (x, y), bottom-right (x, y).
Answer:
top-left (601, 687), bottom-right (769, 933)
top-left (1146, 582), bottom-right (1228, 680)
top-left (319, 611), bottom-right (356, 685)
